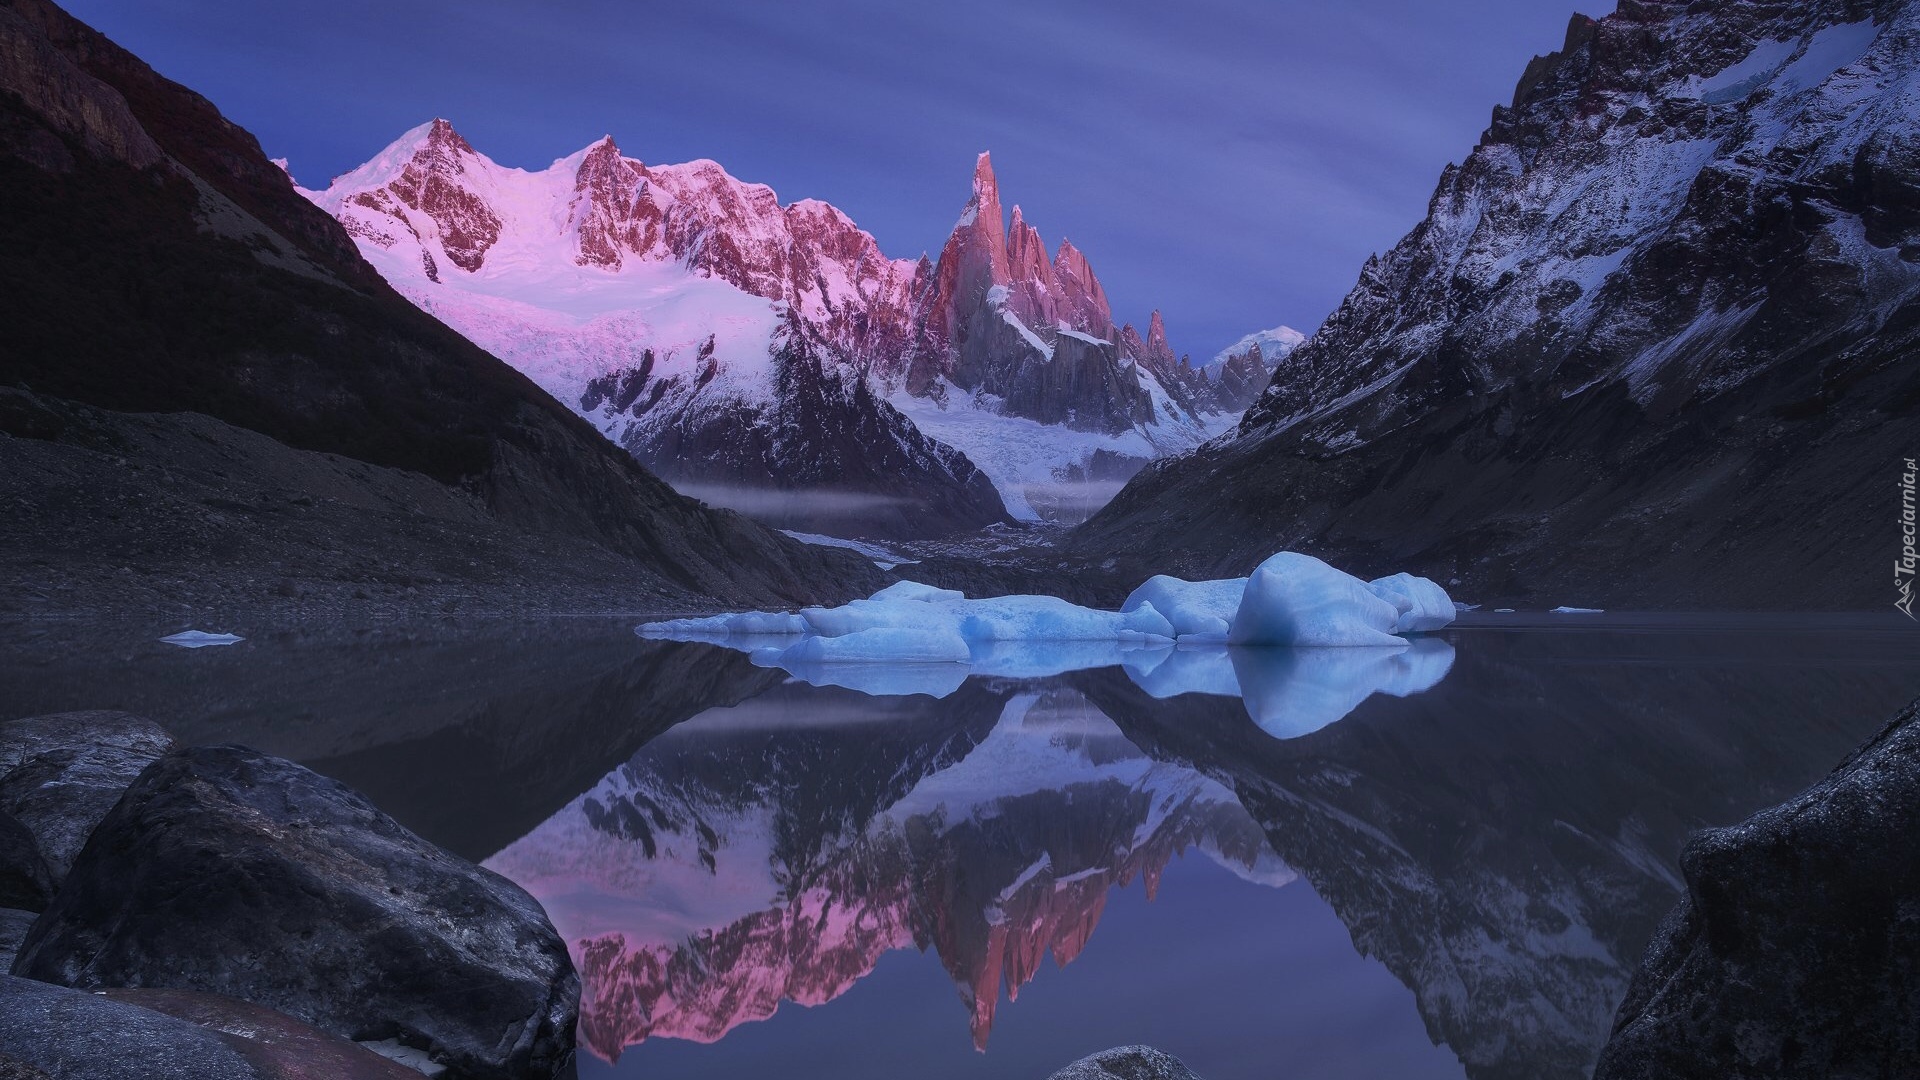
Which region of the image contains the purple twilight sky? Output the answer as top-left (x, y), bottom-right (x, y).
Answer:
top-left (63, 0), bottom-right (1613, 355)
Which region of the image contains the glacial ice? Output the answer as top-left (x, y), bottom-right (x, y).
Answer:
top-left (779, 626), bottom-right (971, 664)
top-left (160, 631), bottom-right (245, 648)
top-left (1228, 552), bottom-right (1409, 647)
top-left (1121, 575), bottom-right (1245, 641)
top-left (639, 551), bottom-right (1452, 659)
top-left (638, 551), bottom-right (1457, 734)
top-left (1368, 572), bottom-right (1458, 633)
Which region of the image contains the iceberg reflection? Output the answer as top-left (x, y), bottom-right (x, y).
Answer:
top-left (665, 631), bottom-right (1454, 738)
top-left (1126, 639), bottom-right (1456, 739)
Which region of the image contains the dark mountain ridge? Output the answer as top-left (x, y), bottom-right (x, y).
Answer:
top-left (0, 0), bottom-right (880, 611)
top-left (1076, 0), bottom-right (1920, 610)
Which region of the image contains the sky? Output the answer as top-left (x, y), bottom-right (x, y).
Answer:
top-left (64, 0), bottom-right (1612, 355)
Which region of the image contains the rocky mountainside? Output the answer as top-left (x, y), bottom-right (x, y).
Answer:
top-left (307, 132), bottom-right (1271, 532)
top-left (0, 0), bottom-right (879, 612)
top-left (1078, 0), bottom-right (1920, 609)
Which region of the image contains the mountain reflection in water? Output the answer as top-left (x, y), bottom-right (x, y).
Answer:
top-left (487, 683), bottom-right (1291, 1058)
top-left (4, 616), bottom-right (1915, 1080)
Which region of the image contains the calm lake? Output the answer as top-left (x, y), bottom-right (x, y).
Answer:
top-left (3, 613), bottom-right (1915, 1079)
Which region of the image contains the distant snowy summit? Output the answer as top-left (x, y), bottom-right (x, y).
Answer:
top-left (300, 123), bottom-right (1299, 536)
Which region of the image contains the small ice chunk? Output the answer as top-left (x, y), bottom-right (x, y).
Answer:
top-left (1227, 553), bottom-right (1408, 647)
top-left (1121, 575), bottom-right (1246, 639)
top-left (160, 631), bottom-right (244, 648)
top-left (357, 1039), bottom-right (446, 1076)
top-left (1550, 606), bottom-right (1605, 614)
top-left (1366, 573), bottom-right (1457, 633)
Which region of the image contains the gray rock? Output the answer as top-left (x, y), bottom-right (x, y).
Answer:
top-left (0, 975), bottom-right (419, 1079)
top-left (0, 910), bottom-right (35, 971)
top-left (14, 745), bottom-right (577, 1080)
top-left (0, 711), bottom-right (175, 883)
top-left (0, 974), bottom-right (262, 1079)
top-left (1048, 1046), bottom-right (1204, 1080)
top-left (1595, 698), bottom-right (1920, 1079)
top-left (0, 812), bottom-right (51, 911)
top-left (0, 1053), bottom-right (51, 1079)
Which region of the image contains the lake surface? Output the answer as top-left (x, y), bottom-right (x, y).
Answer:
top-left (2, 613), bottom-right (1915, 1079)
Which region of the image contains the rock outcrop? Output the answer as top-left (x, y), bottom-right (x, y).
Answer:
top-left (0, 910), bottom-right (34, 970)
top-left (0, 816), bottom-right (49, 913)
top-left (15, 746), bottom-right (579, 1080)
top-left (897, 153), bottom-right (1218, 434)
top-left (1079, 0), bottom-right (1920, 608)
top-left (0, 711), bottom-right (174, 883)
top-left (1595, 697), bottom-right (1920, 1079)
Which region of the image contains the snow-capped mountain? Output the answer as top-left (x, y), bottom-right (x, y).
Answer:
top-left (1204, 325), bottom-right (1307, 412)
top-left (300, 120), bottom-right (1002, 539)
top-left (1081, 0), bottom-right (1920, 608)
top-left (303, 126), bottom-right (1255, 534)
top-left (486, 685), bottom-right (1289, 1061)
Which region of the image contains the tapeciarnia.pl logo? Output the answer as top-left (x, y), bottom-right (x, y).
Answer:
top-left (1900, 457), bottom-right (1917, 619)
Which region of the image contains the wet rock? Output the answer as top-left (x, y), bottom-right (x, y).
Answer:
top-left (0, 812), bottom-right (51, 911)
top-left (0, 975), bottom-right (417, 1079)
top-left (15, 746), bottom-right (578, 1080)
top-left (0, 909), bottom-right (35, 970)
top-left (1595, 698), bottom-right (1920, 1079)
top-left (1048, 1045), bottom-right (1205, 1080)
top-left (0, 711), bottom-right (175, 881)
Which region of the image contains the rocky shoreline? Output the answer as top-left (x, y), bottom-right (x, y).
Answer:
top-left (0, 710), bottom-right (579, 1080)
top-left (1595, 696), bottom-right (1920, 1078)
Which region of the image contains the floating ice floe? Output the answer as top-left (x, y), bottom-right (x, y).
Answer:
top-left (1549, 606), bottom-right (1606, 614)
top-left (639, 552), bottom-right (1458, 734)
top-left (642, 551), bottom-right (1451, 658)
top-left (644, 552), bottom-right (1451, 655)
top-left (160, 630), bottom-right (245, 649)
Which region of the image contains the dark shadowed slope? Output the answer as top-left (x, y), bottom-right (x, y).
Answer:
top-left (1077, 0), bottom-right (1920, 610)
top-left (0, 0), bottom-right (881, 612)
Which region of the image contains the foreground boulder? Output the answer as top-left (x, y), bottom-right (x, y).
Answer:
top-left (0, 910), bottom-right (34, 970)
top-left (1048, 1046), bottom-right (1205, 1080)
top-left (14, 746), bottom-right (578, 1080)
top-left (1595, 698), bottom-right (1920, 1078)
top-left (0, 812), bottom-right (51, 912)
top-left (0, 711), bottom-right (175, 881)
top-left (0, 975), bottom-right (418, 1079)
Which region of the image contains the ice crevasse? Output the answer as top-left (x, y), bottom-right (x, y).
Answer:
top-left (640, 551), bottom-right (1455, 660)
